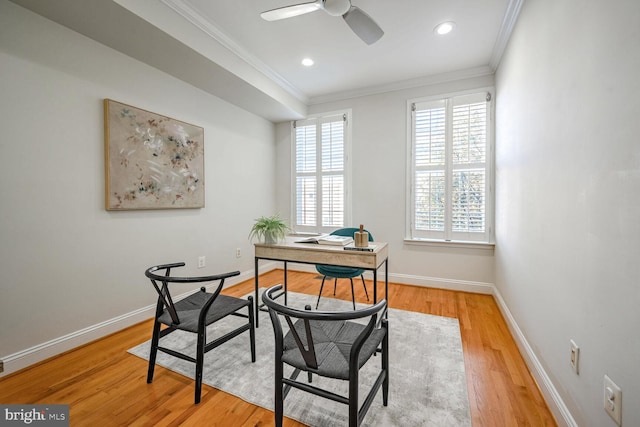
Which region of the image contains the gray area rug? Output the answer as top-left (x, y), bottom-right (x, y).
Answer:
top-left (128, 291), bottom-right (471, 426)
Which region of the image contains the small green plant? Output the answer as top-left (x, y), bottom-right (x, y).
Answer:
top-left (249, 214), bottom-right (290, 244)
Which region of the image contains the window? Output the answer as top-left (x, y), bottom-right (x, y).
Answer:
top-left (293, 112), bottom-right (350, 234)
top-left (408, 91), bottom-right (493, 243)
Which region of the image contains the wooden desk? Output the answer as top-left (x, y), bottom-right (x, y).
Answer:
top-left (253, 237), bottom-right (389, 327)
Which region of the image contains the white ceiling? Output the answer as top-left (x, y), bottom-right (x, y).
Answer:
top-left (10, 0), bottom-right (521, 121)
top-left (179, 0), bottom-right (514, 101)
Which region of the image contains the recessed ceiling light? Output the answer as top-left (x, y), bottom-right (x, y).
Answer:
top-left (434, 21), bottom-right (455, 36)
top-left (301, 58), bottom-right (314, 67)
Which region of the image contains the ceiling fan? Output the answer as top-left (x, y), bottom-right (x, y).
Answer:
top-left (260, 0), bottom-right (384, 45)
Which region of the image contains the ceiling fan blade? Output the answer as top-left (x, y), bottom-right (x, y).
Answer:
top-left (342, 6), bottom-right (384, 45)
top-left (261, 1), bottom-right (322, 21)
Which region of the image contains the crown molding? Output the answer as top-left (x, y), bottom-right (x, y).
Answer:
top-left (162, 0), bottom-right (518, 111)
top-left (489, 0), bottom-right (525, 71)
top-left (161, 0), bottom-right (309, 104)
top-left (308, 65), bottom-right (495, 105)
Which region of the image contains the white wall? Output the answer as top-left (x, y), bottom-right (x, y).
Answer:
top-left (275, 76), bottom-right (496, 290)
top-left (9, 2), bottom-right (638, 424)
top-left (495, 0), bottom-right (640, 425)
top-left (0, 1), bottom-right (275, 374)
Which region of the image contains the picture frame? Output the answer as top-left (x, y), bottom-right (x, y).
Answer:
top-left (104, 99), bottom-right (204, 210)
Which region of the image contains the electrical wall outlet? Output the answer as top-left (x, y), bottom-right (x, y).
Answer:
top-left (570, 340), bottom-right (579, 374)
top-left (604, 375), bottom-right (622, 426)
top-left (236, 248), bottom-right (241, 258)
top-left (197, 256), bottom-right (206, 268)
top-left (0, 360), bottom-right (4, 373)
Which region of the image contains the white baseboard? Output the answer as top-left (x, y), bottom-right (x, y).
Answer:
top-left (277, 263), bottom-right (495, 294)
top-left (492, 288), bottom-right (577, 427)
top-left (0, 304), bottom-right (156, 378)
top-left (0, 272), bottom-right (253, 378)
top-left (386, 272), bottom-right (494, 294)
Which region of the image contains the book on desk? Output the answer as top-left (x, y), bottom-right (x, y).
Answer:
top-left (295, 234), bottom-right (353, 246)
top-left (343, 243), bottom-right (377, 252)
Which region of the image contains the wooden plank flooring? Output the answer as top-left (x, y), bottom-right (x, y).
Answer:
top-left (0, 270), bottom-right (556, 426)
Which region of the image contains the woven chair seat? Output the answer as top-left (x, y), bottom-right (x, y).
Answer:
top-left (283, 319), bottom-right (385, 380)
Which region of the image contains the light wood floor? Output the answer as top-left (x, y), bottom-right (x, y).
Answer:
top-left (0, 270), bottom-right (556, 426)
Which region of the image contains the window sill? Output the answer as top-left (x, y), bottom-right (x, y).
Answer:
top-left (404, 238), bottom-right (495, 251)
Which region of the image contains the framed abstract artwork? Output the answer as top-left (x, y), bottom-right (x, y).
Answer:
top-left (104, 99), bottom-right (204, 210)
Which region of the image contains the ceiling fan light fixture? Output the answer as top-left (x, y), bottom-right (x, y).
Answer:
top-left (260, 0), bottom-right (383, 45)
top-left (434, 21), bottom-right (455, 36)
top-left (260, 1), bottom-right (322, 21)
top-left (323, 0), bottom-right (351, 16)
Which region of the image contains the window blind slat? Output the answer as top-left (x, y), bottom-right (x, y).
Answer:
top-left (295, 125), bottom-right (316, 173)
top-left (414, 170), bottom-right (445, 231)
top-left (321, 121), bottom-right (344, 172)
top-left (296, 176), bottom-right (316, 226)
top-left (452, 102), bottom-right (486, 165)
top-left (414, 107), bottom-right (445, 166)
top-left (452, 169), bottom-right (485, 232)
top-left (322, 175), bottom-right (344, 227)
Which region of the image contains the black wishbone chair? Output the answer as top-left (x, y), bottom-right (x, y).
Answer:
top-left (262, 285), bottom-right (389, 427)
top-left (145, 262), bottom-right (255, 404)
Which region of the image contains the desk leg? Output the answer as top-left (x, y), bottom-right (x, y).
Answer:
top-left (385, 258), bottom-right (389, 300)
top-left (254, 256), bottom-right (259, 328)
top-left (373, 268), bottom-right (377, 304)
top-left (385, 258), bottom-right (389, 318)
top-left (284, 261), bottom-right (288, 306)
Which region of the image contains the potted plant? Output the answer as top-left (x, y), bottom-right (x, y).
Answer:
top-left (249, 214), bottom-right (290, 244)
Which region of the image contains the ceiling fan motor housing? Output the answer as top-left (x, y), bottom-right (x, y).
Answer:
top-left (323, 0), bottom-right (351, 16)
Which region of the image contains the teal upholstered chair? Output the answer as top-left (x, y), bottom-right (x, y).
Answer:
top-left (315, 227), bottom-right (374, 309)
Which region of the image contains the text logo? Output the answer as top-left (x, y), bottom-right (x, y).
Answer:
top-left (1, 405), bottom-right (69, 426)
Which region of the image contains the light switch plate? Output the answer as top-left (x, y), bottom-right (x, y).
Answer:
top-left (604, 375), bottom-right (622, 426)
top-left (569, 340), bottom-right (579, 374)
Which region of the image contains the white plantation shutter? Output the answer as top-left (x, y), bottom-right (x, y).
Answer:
top-left (295, 122), bottom-right (317, 227)
top-left (414, 100), bottom-right (446, 233)
top-left (411, 92), bottom-right (492, 242)
top-left (321, 118), bottom-right (345, 227)
top-left (294, 113), bottom-right (348, 233)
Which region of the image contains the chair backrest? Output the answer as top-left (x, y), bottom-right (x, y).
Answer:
top-left (331, 227), bottom-right (374, 242)
top-left (145, 262), bottom-right (240, 325)
top-left (262, 285), bottom-right (386, 371)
